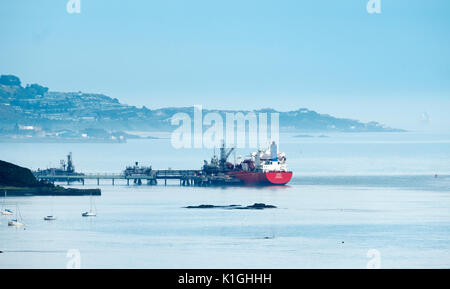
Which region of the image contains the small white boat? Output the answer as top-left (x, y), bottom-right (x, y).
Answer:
top-left (8, 219), bottom-right (24, 227)
top-left (44, 215), bottom-right (57, 221)
top-left (44, 195), bottom-right (57, 221)
top-left (1, 209), bottom-right (13, 216)
top-left (8, 204), bottom-right (24, 226)
top-left (81, 211), bottom-right (96, 217)
top-left (82, 193), bottom-right (97, 217)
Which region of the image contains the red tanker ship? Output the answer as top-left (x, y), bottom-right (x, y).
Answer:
top-left (202, 141), bottom-right (293, 186)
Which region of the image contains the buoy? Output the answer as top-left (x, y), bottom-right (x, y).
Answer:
top-left (435, 174), bottom-right (438, 178)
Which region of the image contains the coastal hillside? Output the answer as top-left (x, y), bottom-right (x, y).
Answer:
top-left (0, 74), bottom-right (404, 141)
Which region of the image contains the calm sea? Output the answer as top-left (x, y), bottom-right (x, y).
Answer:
top-left (0, 132), bottom-right (449, 268)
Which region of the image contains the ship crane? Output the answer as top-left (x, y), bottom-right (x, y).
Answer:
top-left (219, 143), bottom-right (234, 171)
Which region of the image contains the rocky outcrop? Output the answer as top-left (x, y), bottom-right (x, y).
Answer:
top-left (0, 160), bottom-right (42, 187)
top-left (184, 203), bottom-right (276, 210)
top-left (0, 160), bottom-right (100, 196)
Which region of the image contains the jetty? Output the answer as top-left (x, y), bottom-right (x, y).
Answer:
top-left (35, 169), bottom-right (243, 186)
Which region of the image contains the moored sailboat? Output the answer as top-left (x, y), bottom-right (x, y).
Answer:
top-left (1, 191), bottom-right (13, 216)
top-left (8, 204), bottom-right (24, 227)
top-left (82, 193), bottom-right (97, 217)
top-left (44, 195), bottom-right (57, 221)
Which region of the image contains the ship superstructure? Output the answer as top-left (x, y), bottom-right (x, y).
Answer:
top-left (34, 152), bottom-right (84, 183)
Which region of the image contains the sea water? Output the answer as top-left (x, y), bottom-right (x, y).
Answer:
top-left (0, 132), bottom-right (449, 268)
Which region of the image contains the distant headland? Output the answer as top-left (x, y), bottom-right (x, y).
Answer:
top-left (0, 74), bottom-right (405, 142)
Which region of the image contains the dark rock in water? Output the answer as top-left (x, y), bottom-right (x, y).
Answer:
top-left (185, 204), bottom-right (215, 209)
top-left (249, 203), bottom-right (277, 209)
top-left (185, 204), bottom-right (241, 209)
top-left (235, 203), bottom-right (277, 210)
top-left (184, 203), bottom-right (276, 210)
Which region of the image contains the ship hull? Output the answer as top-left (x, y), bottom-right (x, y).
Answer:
top-left (228, 171), bottom-right (293, 185)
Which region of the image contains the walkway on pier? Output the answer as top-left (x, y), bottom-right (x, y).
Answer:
top-left (36, 169), bottom-right (202, 186)
top-left (35, 169), bottom-right (242, 186)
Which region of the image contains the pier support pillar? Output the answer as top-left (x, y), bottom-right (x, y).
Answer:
top-left (112, 179), bottom-right (115, 186)
top-left (127, 179), bottom-right (130, 186)
top-left (165, 178), bottom-right (167, 186)
top-left (97, 178), bottom-right (99, 186)
top-left (82, 179), bottom-right (85, 186)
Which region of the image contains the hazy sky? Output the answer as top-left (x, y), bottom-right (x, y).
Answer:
top-left (1, 0), bottom-right (449, 131)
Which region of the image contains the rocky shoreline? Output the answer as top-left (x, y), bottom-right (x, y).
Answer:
top-left (0, 160), bottom-right (101, 196)
top-left (0, 186), bottom-right (101, 196)
top-left (185, 203), bottom-right (277, 210)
